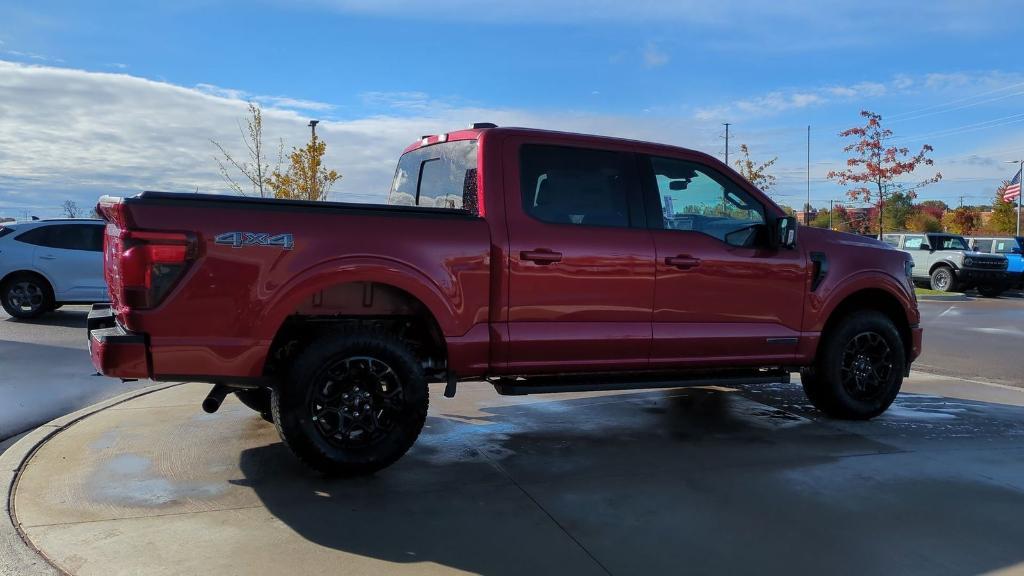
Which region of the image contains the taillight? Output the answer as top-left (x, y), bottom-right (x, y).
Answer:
top-left (118, 230), bottom-right (196, 309)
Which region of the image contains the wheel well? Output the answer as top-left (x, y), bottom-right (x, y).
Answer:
top-left (262, 282), bottom-right (447, 382)
top-left (820, 288), bottom-right (913, 362)
top-left (0, 270), bottom-right (53, 296)
top-left (928, 262), bottom-right (955, 276)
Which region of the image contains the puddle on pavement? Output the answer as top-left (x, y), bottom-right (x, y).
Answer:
top-left (87, 453), bottom-right (226, 507)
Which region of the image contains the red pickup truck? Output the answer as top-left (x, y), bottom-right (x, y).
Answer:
top-left (88, 125), bottom-right (922, 475)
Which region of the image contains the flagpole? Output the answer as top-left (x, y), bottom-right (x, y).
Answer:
top-left (1018, 160), bottom-right (1022, 237)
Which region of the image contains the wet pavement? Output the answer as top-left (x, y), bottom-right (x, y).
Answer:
top-left (10, 375), bottom-right (1024, 576)
top-left (917, 297), bottom-right (1024, 387)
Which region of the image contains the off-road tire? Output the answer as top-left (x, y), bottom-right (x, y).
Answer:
top-left (1, 273), bottom-right (53, 319)
top-left (801, 310), bottom-right (905, 420)
top-left (234, 389), bottom-right (274, 423)
top-left (271, 329), bottom-right (428, 476)
top-left (798, 367), bottom-right (828, 412)
top-left (929, 266), bottom-right (957, 292)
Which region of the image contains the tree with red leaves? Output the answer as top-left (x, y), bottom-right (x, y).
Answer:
top-left (827, 111), bottom-right (942, 236)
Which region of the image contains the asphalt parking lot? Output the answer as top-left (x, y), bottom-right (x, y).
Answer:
top-left (2, 297), bottom-right (1024, 575)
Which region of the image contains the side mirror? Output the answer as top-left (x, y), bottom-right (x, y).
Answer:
top-left (1013, 246), bottom-right (1022, 254)
top-left (920, 243), bottom-right (931, 251)
top-left (774, 216), bottom-right (797, 249)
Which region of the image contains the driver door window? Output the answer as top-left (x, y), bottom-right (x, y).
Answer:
top-left (650, 157), bottom-right (765, 247)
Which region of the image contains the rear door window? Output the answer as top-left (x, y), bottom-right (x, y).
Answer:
top-left (994, 239), bottom-right (1017, 253)
top-left (519, 144), bottom-right (634, 228)
top-left (902, 235), bottom-right (925, 249)
top-left (16, 224), bottom-right (102, 251)
top-left (882, 234), bottom-right (900, 247)
top-left (972, 239), bottom-right (994, 253)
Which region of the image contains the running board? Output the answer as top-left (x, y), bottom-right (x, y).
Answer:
top-left (491, 369), bottom-right (790, 396)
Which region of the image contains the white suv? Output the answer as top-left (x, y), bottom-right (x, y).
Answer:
top-left (0, 219), bottom-right (108, 319)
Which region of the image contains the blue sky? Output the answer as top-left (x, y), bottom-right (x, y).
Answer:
top-left (2, 0), bottom-right (1023, 217)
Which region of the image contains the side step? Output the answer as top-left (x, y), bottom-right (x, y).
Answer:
top-left (491, 369), bottom-right (790, 396)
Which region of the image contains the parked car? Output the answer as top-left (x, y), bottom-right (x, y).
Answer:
top-left (967, 236), bottom-right (1023, 289)
top-left (0, 219), bottom-right (107, 318)
top-left (88, 125), bottom-right (922, 475)
top-left (883, 232), bottom-right (1009, 296)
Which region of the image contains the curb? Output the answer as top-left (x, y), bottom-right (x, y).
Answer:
top-left (0, 381), bottom-right (183, 576)
top-left (916, 294), bottom-right (972, 302)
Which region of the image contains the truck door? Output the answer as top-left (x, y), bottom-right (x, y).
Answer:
top-left (638, 154), bottom-right (806, 367)
top-left (501, 139), bottom-right (655, 373)
top-left (28, 223), bottom-right (106, 301)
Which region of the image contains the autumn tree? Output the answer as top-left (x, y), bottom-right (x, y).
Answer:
top-left (989, 180), bottom-right (1018, 235)
top-left (733, 144), bottom-right (777, 192)
top-left (827, 110), bottom-right (942, 236)
top-left (942, 206), bottom-right (981, 235)
top-left (61, 200), bottom-right (82, 218)
top-left (212, 102), bottom-right (278, 198)
top-left (906, 211), bottom-right (942, 233)
top-left (267, 124), bottom-right (341, 201)
top-left (810, 209), bottom-right (831, 229)
top-left (917, 200), bottom-right (947, 221)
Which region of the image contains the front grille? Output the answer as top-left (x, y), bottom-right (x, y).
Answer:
top-left (972, 258), bottom-right (1007, 269)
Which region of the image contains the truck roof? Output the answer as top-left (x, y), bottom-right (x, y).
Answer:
top-left (404, 125), bottom-right (721, 168)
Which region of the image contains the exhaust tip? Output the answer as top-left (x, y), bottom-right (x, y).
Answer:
top-left (202, 383), bottom-right (230, 414)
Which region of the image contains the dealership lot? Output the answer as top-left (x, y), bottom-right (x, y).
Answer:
top-left (2, 297), bottom-right (1024, 575)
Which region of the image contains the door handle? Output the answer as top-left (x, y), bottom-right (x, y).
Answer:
top-left (520, 249), bottom-right (562, 265)
top-left (665, 255), bottom-right (700, 270)
top-left (39, 255), bottom-right (57, 260)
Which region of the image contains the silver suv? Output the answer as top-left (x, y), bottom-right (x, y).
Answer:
top-left (882, 232), bottom-right (1009, 296)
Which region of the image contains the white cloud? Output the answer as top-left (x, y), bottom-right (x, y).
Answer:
top-left (642, 42), bottom-right (669, 68)
top-left (0, 60), bottom-right (712, 217)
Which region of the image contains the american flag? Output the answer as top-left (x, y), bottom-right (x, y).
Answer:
top-left (1005, 169), bottom-right (1021, 202)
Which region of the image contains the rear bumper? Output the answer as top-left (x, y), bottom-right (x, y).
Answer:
top-left (87, 304), bottom-right (150, 379)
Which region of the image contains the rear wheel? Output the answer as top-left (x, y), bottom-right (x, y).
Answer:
top-left (234, 389), bottom-right (273, 423)
top-left (1, 273), bottom-right (53, 319)
top-left (271, 329), bottom-right (428, 476)
top-left (801, 310), bottom-right (905, 420)
top-left (929, 266), bottom-right (957, 292)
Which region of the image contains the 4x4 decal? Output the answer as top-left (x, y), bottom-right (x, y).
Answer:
top-left (215, 232), bottom-right (294, 250)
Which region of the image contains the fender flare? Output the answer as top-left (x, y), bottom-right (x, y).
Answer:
top-left (255, 255), bottom-right (462, 342)
top-left (811, 270), bottom-right (916, 334)
top-left (928, 259), bottom-right (960, 276)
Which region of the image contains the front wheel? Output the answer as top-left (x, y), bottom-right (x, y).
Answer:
top-left (272, 329), bottom-right (428, 476)
top-left (801, 310), bottom-right (905, 420)
top-left (929, 266), bottom-right (957, 292)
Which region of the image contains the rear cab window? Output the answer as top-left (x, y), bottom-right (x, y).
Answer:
top-left (388, 139), bottom-right (479, 213)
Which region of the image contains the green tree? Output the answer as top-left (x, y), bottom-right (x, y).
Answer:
top-left (989, 180), bottom-right (1018, 235)
top-left (881, 191), bottom-right (914, 231)
top-left (267, 125), bottom-right (341, 201)
top-left (733, 144), bottom-right (777, 192)
top-left (810, 209), bottom-right (831, 228)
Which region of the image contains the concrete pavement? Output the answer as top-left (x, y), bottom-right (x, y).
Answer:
top-left (917, 297), bottom-right (1024, 387)
top-left (6, 372), bottom-right (1024, 576)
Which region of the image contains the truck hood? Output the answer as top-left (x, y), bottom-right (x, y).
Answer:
top-left (797, 226), bottom-right (891, 251)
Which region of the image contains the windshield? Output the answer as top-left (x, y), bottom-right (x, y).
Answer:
top-left (388, 140), bottom-right (478, 212)
top-left (929, 235), bottom-right (969, 251)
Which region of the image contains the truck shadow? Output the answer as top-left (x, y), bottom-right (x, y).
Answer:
top-left (3, 308), bottom-right (89, 328)
top-left (235, 386), bottom-right (1024, 575)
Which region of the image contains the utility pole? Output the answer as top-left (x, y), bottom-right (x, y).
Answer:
top-left (723, 123), bottom-right (731, 165)
top-left (806, 125), bottom-right (811, 225)
top-left (1017, 160), bottom-right (1022, 237)
top-left (308, 120), bottom-right (320, 201)
top-left (829, 199), bottom-right (834, 230)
